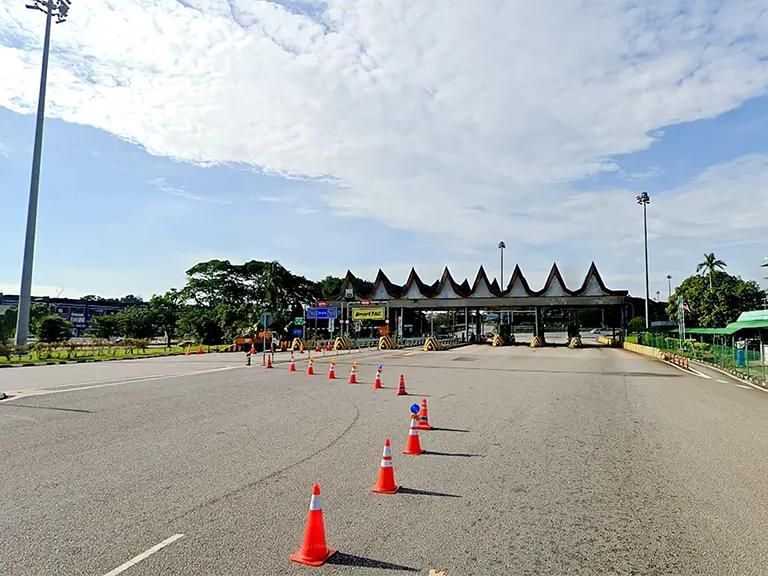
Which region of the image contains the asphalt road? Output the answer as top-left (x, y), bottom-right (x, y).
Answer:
top-left (2, 343), bottom-right (768, 575)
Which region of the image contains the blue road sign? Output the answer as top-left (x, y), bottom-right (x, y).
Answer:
top-left (292, 327), bottom-right (304, 336)
top-left (305, 307), bottom-right (338, 319)
top-left (410, 403), bottom-right (420, 415)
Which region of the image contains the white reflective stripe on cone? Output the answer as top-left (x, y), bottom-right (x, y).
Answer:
top-left (309, 494), bottom-right (321, 511)
top-left (382, 444), bottom-right (391, 457)
top-left (380, 459), bottom-right (393, 468)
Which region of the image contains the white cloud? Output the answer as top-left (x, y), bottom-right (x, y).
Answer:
top-left (0, 139), bottom-right (9, 157)
top-left (150, 177), bottom-right (230, 204)
top-left (1, 0), bottom-right (767, 269)
top-left (254, 195), bottom-right (289, 202)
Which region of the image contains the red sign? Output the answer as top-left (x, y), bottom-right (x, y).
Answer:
top-left (316, 301), bottom-right (328, 308)
top-left (359, 299), bottom-right (371, 306)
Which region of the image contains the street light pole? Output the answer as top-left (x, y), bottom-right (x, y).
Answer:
top-left (666, 274), bottom-right (672, 299)
top-left (636, 191), bottom-right (651, 330)
top-left (14, 0), bottom-right (71, 346)
top-left (498, 241), bottom-right (505, 328)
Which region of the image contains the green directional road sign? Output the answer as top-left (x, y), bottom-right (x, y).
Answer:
top-left (294, 317), bottom-right (305, 325)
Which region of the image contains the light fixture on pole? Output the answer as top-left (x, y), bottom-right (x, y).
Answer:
top-left (656, 290), bottom-right (660, 302)
top-left (636, 191), bottom-right (651, 330)
top-left (14, 0), bottom-right (71, 346)
top-left (667, 274), bottom-right (672, 299)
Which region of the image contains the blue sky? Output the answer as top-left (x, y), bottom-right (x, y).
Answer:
top-left (1, 0), bottom-right (767, 302)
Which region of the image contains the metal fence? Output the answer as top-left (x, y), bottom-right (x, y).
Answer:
top-left (638, 333), bottom-right (767, 384)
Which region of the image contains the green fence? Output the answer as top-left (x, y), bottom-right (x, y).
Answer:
top-left (637, 333), bottom-right (767, 385)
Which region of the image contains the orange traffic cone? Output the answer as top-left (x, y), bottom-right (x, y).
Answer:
top-left (307, 359), bottom-right (315, 375)
top-left (371, 439), bottom-right (399, 494)
top-left (289, 484), bottom-right (337, 566)
top-left (266, 354), bottom-right (273, 369)
top-left (403, 414), bottom-right (423, 455)
top-left (250, 343), bottom-right (256, 355)
top-left (349, 362), bottom-right (358, 384)
top-left (416, 398), bottom-right (432, 430)
top-left (397, 374), bottom-right (407, 395)
top-left (374, 370), bottom-right (382, 389)
top-left (289, 355), bottom-right (296, 372)
top-left (315, 342), bottom-right (321, 352)
top-left (326, 341), bottom-right (332, 352)
top-left (185, 346), bottom-right (191, 356)
top-left (197, 344), bottom-right (204, 355)
top-left (328, 360), bottom-right (336, 380)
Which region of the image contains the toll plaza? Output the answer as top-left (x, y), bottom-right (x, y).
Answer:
top-left (332, 263), bottom-right (629, 346)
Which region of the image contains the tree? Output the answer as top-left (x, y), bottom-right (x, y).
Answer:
top-left (177, 307), bottom-right (224, 344)
top-left (120, 294), bottom-right (144, 305)
top-left (37, 316), bottom-right (74, 343)
top-left (0, 308), bottom-right (17, 343)
top-left (316, 276), bottom-right (343, 300)
top-left (88, 314), bottom-right (121, 340)
top-left (666, 271), bottom-right (766, 328)
top-left (150, 290), bottom-right (183, 347)
top-left (628, 316), bottom-right (646, 332)
top-left (696, 253), bottom-right (727, 291)
top-left (116, 306), bottom-right (156, 339)
top-left (29, 302), bottom-right (53, 335)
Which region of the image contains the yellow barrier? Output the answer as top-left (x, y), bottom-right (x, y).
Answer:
top-left (333, 335), bottom-right (353, 350)
top-left (622, 341), bottom-right (666, 360)
top-left (568, 336), bottom-right (582, 349)
top-left (423, 336), bottom-right (442, 351)
top-left (378, 335), bottom-right (398, 350)
top-left (290, 338), bottom-right (308, 351)
top-left (530, 336), bottom-right (544, 348)
top-left (492, 335), bottom-right (504, 347)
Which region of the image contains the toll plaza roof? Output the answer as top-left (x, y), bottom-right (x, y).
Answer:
top-left (337, 263), bottom-right (629, 308)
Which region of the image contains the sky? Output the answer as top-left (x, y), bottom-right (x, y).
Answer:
top-left (0, 0), bottom-right (767, 303)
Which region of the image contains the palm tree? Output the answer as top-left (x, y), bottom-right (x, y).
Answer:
top-left (696, 253), bottom-right (727, 290)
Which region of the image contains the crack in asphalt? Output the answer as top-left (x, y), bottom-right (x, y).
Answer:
top-left (165, 400), bottom-right (361, 525)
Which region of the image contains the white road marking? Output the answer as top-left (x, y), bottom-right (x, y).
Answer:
top-left (736, 384), bottom-right (754, 390)
top-left (103, 534), bottom-right (184, 576)
top-left (0, 366), bottom-right (239, 402)
top-left (664, 361), bottom-right (706, 378)
top-left (717, 379), bottom-right (728, 384)
top-left (689, 367), bottom-right (711, 379)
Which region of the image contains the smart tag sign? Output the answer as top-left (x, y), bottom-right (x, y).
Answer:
top-left (410, 404), bottom-right (420, 415)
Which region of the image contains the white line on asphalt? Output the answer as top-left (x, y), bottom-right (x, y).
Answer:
top-left (0, 366), bottom-right (240, 402)
top-left (103, 534), bottom-right (184, 576)
top-left (736, 384), bottom-right (754, 390)
top-left (717, 379), bottom-right (728, 384)
top-left (689, 367), bottom-right (711, 379)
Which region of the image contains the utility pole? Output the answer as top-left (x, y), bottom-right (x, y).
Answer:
top-left (498, 241), bottom-right (505, 328)
top-left (636, 191), bottom-right (651, 330)
top-left (14, 0), bottom-right (72, 346)
top-left (667, 274), bottom-right (672, 300)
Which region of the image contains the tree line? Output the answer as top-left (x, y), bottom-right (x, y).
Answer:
top-left (626, 253), bottom-right (766, 331)
top-left (1, 260), bottom-right (367, 350)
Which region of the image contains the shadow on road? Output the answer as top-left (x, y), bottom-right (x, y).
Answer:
top-left (398, 487), bottom-right (461, 498)
top-left (327, 552), bottom-right (419, 571)
top-left (429, 426), bottom-right (470, 433)
top-left (0, 403), bottom-right (94, 414)
top-left (421, 450), bottom-right (484, 458)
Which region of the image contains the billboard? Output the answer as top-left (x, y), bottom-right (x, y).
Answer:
top-left (352, 307), bottom-right (385, 321)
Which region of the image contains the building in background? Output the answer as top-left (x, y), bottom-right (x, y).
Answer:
top-left (0, 294), bottom-right (128, 337)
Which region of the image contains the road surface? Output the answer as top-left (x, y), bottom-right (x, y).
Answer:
top-left (2, 343), bottom-right (768, 575)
